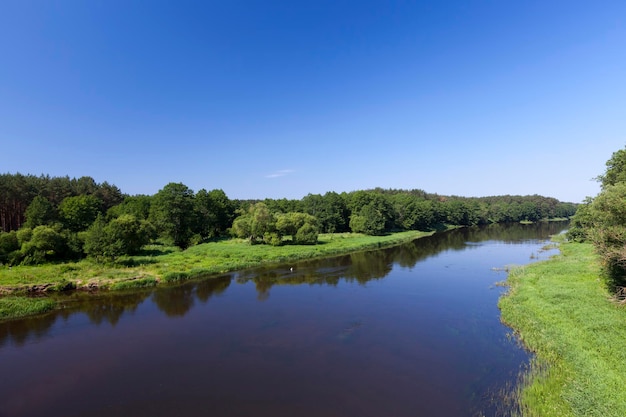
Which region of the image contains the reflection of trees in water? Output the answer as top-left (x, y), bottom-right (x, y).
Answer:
top-left (152, 285), bottom-right (195, 317)
top-left (0, 311), bottom-right (58, 348)
top-left (153, 274), bottom-right (233, 316)
top-left (240, 222), bottom-right (569, 299)
top-left (0, 275), bottom-right (234, 345)
top-left (0, 223), bottom-right (568, 344)
top-left (195, 275), bottom-right (231, 303)
top-left (0, 291), bottom-right (151, 347)
top-left (466, 222), bottom-right (567, 242)
top-left (345, 251), bottom-right (393, 283)
top-left (69, 291), bottom-right (150, 326)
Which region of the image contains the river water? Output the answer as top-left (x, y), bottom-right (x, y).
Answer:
top-left (0, 223), bottom-right (567, 417)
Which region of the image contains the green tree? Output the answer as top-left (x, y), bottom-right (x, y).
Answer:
top-left (231, 203), bottom-right (282, 244)
top-left (598, 147), bottom-right (626, 189)
top-left (350, 203), bottom-right (386, 235)
top-left (84, 214), bottom-right (151, 261)
top-left (0, 231), bottom-right (19, 264)
top-left (566, 197), bottom-right (594, 242)
top-left (106, 214), bottom-right (150, 256)
top-left (24, 196), bottom-right (55, 228)
top-left (83, 215), bottom-right (109, 261)
top-left (302, 192), bottom-right (349, 233)
top-left (20, 225), bottom-right (66, 264)
top-left (231, 214), bottom-right (253, 241)
top-left (93, 181), bottom-right (124, 212)
top-left (276, 212), bottom-right (319, 243)
top-left (194, 189), bottom-right (235, 239)
top-left (347, 191), bottom-right (394, 234)
top-left (586, 183), bottom-right (626, 287)
top-left (107, 195), bottom-right (152, 220)
top-left (295, 222), bottom-right (318, 244)
top-left (263, 198), bottom-right (301, 214)
top-left (149, 183), bottom-right (196, 248)
top-left (403, 200), bottom-right (436, 230)
top-left (59, 195), bottom-right (101, 232)
top-left (249, 203), bottom-right (275, 242)
top-left (573, 146), bottom-right (626, 289)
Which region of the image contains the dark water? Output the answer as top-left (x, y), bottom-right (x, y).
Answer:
top-left (0, 223), bottom-right (567, 417)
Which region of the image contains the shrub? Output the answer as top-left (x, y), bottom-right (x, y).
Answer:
top-left (295, 223), bottom-right (318, 245)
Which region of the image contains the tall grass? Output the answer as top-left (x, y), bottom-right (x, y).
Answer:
top-left (500, 239), bottom-right (626, 416)
top-left (0, 296), bottom-right (56, 321)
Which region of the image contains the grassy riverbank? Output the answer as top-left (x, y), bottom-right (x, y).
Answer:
top-left (499, 238), bottom-right (626, 416)
top-left (0, 230), bottom-right (434, 320)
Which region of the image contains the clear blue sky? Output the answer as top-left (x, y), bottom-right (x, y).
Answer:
top-left (1, 1), bottom-right (624, 203)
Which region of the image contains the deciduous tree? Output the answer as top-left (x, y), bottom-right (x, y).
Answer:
top-left (149, 183), bottom-right (196, 249)
top-left (59, 195), bottom-right (102, 232)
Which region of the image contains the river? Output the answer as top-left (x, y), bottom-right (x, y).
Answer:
top-left (0, 222), bottom-right (567, 417)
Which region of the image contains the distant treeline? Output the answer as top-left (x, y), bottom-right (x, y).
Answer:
top-left (0, 173), bottom-right (577, 265)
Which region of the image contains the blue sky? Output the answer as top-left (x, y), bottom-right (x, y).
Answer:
top-left (1, 1), bottom-right (624, 203)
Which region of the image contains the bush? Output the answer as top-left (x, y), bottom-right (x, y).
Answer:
top-left (586, 183), bottom-right (626, 287)
top-left (16, 228), bottom-right (32, 246)
top-left (264, 232), bottom-right (283, 246)
top-left (84, 214), bottom-right (151, 262)
top-left (19, 225), bottom-right (67, 264)
top-left (0, 231), bottom-right (19, 264)
top-left (295, 223), bottom-right (318, 245)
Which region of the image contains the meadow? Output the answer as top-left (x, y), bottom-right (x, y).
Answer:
top-left (500, 238), bottom-right (626, 416)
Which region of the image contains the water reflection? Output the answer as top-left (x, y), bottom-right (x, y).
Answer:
top-left (0, 222), bottom-right (567, 348)
top-left (238, 222), bottom-right (566, 298)
top-left (152, 275), bottom-right (231, 317)
top-left (0, 291), bottom-right (152, 348)
top-left (0, 312), bottom-right (58, 348)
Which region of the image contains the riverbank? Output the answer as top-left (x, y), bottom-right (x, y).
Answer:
top-left (0, 230), bottom-right (436, 320)
top-left (499, 238), bottom-right (626, 416)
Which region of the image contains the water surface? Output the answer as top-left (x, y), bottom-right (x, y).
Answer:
top-left (0, 223), bottom-right (566, 417)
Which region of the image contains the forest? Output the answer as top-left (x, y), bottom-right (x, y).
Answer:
top-left (0, 172), bottom-right (577, 266)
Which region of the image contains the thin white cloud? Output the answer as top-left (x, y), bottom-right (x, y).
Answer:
top-left (265, 169), bottom-right (294, 179)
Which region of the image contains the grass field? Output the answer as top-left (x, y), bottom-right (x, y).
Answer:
top-left (499, 238), bottom-right (626, 416)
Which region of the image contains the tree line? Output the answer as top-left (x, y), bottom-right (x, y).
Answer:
top-left (567, 146), bottom-right (626, 289)
top-left (0, 172), bottom-right (577, 266)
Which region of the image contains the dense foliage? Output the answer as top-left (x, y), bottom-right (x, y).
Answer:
top-left (0, 172), bottom-right (576, 266)
top-left (568, 147), bottom-right (626, 288)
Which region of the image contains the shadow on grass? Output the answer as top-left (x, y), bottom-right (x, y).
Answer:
top-left (137, 246), bottom-right (177, 257)
top-left (280, 241), bottom-right (328, 246)
top-left (115, 258), bottom-right (159, 267)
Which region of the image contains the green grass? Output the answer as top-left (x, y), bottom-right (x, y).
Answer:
top-left (108, 276), bottom-right (158, 290)
top-left (0, 296), bottom-right (57, 321)
top-left (146, 231), bottom-right (437, 280)
top-left (499, 238), bottom-right (626, 416)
